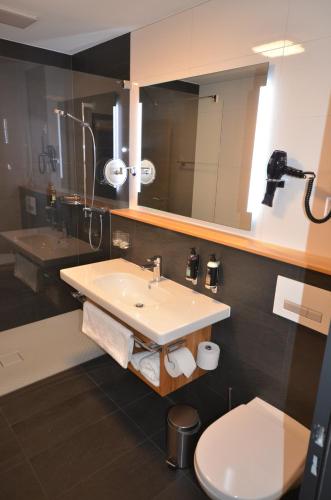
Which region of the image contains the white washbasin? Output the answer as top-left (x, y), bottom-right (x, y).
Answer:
top-left (19, 233), bottom-right (70, 249)
top-left (1, 227), bottom-right (95, 264)
top-left (60, 258), bottom-right (231, 345)
top-left (92, 273), bottom-right (173, 307)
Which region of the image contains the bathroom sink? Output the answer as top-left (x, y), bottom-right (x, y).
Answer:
top-left (92, 273), bottom-right (173, 307)
top-left (1, 227), bottom-right (96, 265)
top-left (19, 233), bottom-right (70, 249)
top-left (60, 258), bottom-right (230, 345)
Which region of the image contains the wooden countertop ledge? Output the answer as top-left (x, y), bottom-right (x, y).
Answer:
top-left (111, 209), bottom-right (331, 276)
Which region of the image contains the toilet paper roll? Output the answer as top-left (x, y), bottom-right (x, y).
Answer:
top-left (197, 341), bottom-right (220, 370)
top-left (164, 347), bottom-right (197, 378)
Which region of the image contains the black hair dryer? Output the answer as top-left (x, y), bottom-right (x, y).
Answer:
top-left (262, 150), bottom-right (331, 224)
top-left (262, 150), bottom-right (305, 207)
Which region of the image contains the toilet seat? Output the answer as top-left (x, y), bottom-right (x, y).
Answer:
top-left (194, 398), bottom-right (310, 500)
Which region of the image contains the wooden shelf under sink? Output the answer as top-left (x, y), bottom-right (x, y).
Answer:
top-left (129, 326), bottom-right (211, 397)
top-left (84, 298), bottom-right (212, 396)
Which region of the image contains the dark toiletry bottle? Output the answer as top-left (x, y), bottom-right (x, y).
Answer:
top-left (205, 254), bottom-right (220, 293)
top-left (186, 248), bottom-right (200, 285)
top-left (47, 182), bottom-right (57, 207)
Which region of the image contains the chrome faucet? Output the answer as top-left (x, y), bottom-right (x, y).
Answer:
top-left (141, 256), bottom-right (162, 283)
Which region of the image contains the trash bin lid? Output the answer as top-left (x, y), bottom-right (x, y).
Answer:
top-left (168, 405), bottom-right (200, 430)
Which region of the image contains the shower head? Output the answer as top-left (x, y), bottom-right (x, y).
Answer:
top-left (53, 108), bottom-right (89, 128)
top-left (53, 108), bottom-right (66, 117)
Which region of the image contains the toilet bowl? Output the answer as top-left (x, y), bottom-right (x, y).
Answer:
top-left (194, 398), bottom-right (310, 500)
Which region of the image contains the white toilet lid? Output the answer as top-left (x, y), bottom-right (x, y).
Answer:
top-left (195, 398), bottom-right (310, 500)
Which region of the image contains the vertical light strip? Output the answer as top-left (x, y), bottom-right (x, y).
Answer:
top-left (129, 82), bottom-right (140, 207)
top-left (2, 118), bottom-right (9, 144)
top-left (81, 103), bottom-right (87, 209)
top-left (247, 71), bottom-right (274, 216)
top-left (113, 103), bottom-right (119, 159)
top-left (56, 112), bottom-right (64, 179)
top-left (136, 102), bottom-right (142, 192)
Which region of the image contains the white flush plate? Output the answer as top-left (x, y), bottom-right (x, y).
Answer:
top-left (273, 276), bottom-right (331, 335)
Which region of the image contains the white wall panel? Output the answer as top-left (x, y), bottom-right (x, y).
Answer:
top-left (130, 0), bottom-right (331, 256)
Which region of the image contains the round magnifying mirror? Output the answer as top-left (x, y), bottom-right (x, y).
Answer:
top-left (104, 159), bottom-right (128, 188)
top-left (141, 159), bottom-right (156, 185)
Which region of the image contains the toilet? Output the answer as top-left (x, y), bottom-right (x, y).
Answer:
top-left (194, 398), bottom-right (310, 500)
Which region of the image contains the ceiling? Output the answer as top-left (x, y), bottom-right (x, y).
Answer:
top-left (0, 0), bottom-right (206, 54)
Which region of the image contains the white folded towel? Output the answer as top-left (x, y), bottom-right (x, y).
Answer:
top-left (82, 301), bottom-right (134, 368)
top-left (130, 351), bottom-right (154, 371)
top-left (164, 347), bottom-right (196, 379)
top-left (140, 352), bottom-right (160, 387)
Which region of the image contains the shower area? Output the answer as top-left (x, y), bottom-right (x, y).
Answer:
top-left (0, 55), bottom-right (129, 333)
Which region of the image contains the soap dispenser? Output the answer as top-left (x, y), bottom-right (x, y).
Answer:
top-left (186, 248), bottom-right (199, 285)
top-left (205, 254), bottom-right (220, 293)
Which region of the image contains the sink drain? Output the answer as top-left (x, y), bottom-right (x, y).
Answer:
top-left (135, 302), bottom-right (144, 308)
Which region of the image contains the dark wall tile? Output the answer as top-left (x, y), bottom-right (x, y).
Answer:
top-left (169, 376), bottom-right (228, 427)
top-left (284, 327), bottom-right (326, 427)
top-left (0, 38), bottom-right (71, 69)
top-left (111, 214), bottom-right (330, 426)
top-left (206, 349), bottom-right (285, 410)
top-left (72, 33), bottom-right (130, 79)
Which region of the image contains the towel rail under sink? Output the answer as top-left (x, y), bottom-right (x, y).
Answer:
top-left (70, 289), bottom-right (212, 396)
top-left (71, 290), bottom-right (186, 354)
top-left (71, 290), bottom-right (162, 352)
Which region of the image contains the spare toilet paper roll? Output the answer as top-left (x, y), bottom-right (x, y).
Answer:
top-left (164, 347), bottom-right (197, 378)
top-left (197, 341), bottom-right (220, 370)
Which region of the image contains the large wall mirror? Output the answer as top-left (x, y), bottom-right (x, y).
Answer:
top-left (138, 63), bottom-right (269, 230)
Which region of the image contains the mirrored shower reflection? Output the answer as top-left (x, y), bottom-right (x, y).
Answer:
top-left (0, 56), bottom-right (129, 331)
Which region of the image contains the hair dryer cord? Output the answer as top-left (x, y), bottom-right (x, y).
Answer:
top-left (304, 173), bottom-right (331, 224)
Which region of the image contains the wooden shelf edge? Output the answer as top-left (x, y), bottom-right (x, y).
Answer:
top-left (111, 208), bottom-right (331, 276)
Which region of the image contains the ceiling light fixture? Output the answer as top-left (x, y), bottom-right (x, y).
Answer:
top-left (252, 40), bottom-right (305, 58)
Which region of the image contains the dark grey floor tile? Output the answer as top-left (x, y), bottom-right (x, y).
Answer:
top-left (13, 387), bottom-right (117, 458)
top-left (80, 354), bottom-right (110, 372)
top-left (0, 412), bottom-right (25, 473)
top-left (60, 440), bottom-right (183, 500)
top-left (101, 370), bottom-right (152, 409)
top-left (153, 475), bottom-right (207, 499)
top-left (32, 410), bottom-right (146, 498)
top-left (0, 461), bottom-right (46, 500)
top-left (0, 365), bottom-right (84, 403)
top-left (124, 392), bottom-right (173, 437)
top-left (150, 428), bottom-right (166, 454)
top-left (0, 373), bottom-right (96, 425)
top-left (85, 356), bottom-right (126, 385)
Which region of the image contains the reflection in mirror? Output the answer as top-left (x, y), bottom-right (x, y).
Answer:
top-left (139, 63), bottom-right (269, 230)
top-left (0, 55), bottom-right (129, 332)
